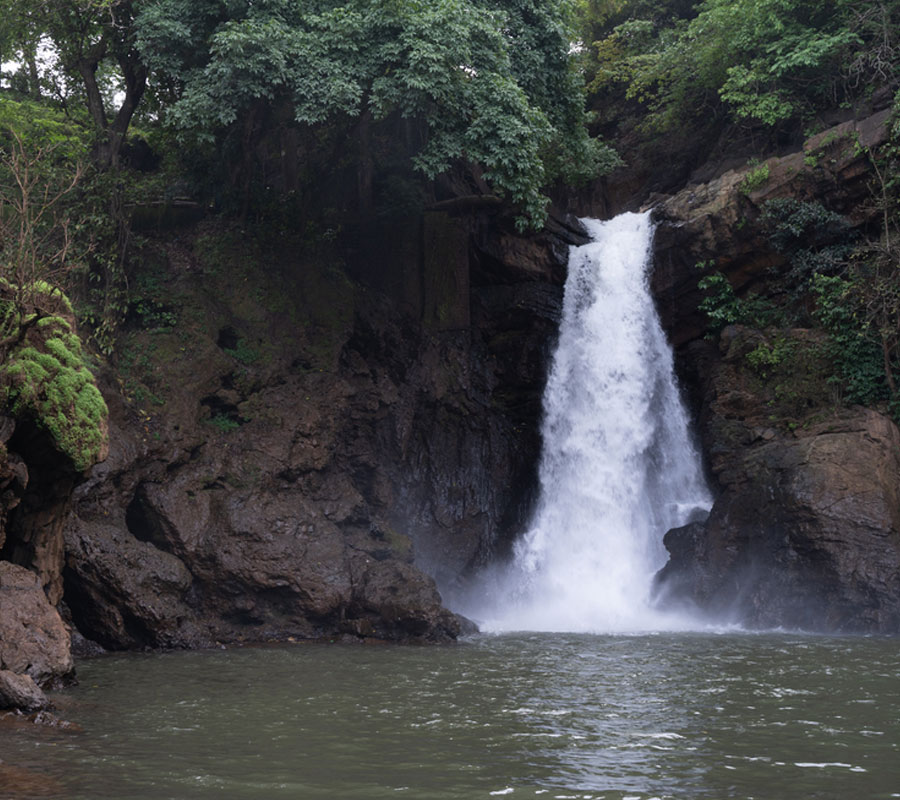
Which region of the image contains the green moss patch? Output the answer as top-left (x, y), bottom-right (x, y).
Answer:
top-left (0, 297), bottom-right (108, 472)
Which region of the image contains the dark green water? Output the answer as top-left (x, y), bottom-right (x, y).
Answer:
top-left (1, 632), bottom-right (898, 799)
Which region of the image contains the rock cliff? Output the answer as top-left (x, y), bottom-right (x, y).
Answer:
top-left (650, 110), bottom-right (900, 632)
top-left (4, 103), bottom-right (899, 693)
top-left (58, 208), bottom-right (584, 650)
top-left (0, 185), bottom-right (584, 703)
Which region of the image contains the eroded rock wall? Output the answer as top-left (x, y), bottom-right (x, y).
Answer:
top-left (655, 327), bottom-right (900, 632)
top-left (649, 111), bottom-right (900, 632)
top-left (60, 208), bottom-right (582, 648)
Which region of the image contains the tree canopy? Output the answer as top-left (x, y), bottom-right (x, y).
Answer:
top-left (585, 0), bottom-right (900, 132)
top-left (134, 0), bottom-right (617, 225)
top-left (1, 0), bottom-right (618, 226)
top-left (0, 0), bottom-right (147, 167)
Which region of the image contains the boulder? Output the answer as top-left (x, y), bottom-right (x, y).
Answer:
top-left (0, 562), bottom-right (73, 687)
top-left (0, 670), bottom-right (50, 711)
top-left (349, 558), bottom-right (462, 641)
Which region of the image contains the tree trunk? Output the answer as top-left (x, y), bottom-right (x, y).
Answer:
top-left (104, 58), bottom-right (148, 168)
top-left (75, 43), bottom-right (146, 169)
top-left (76, 57), bottom-right (108, 133)
top-left (23, 43), bottom-right (41, 98)
top-left (356, 109), bottom-right (374, 222)
top-left (236, 102), bottom-right (265, 222)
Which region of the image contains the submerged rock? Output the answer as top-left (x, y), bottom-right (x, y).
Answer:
top-left (0, 761), bottom-right (63, 798)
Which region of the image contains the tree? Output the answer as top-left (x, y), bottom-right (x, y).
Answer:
top-left (134, 0), bottom-right (618, 227)
top-left (0, 101), bottom-right (90, 330)
top-left (0, 104), bottom-right (108, 474)
top-left (1, 0), bottom-right (147, 168)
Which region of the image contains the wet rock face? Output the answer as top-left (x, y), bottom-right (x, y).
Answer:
top-left (657, 410), bottom-right (900, 632)
top-left (1, 423), bottom-right (79, 606)
top-left (63, 332), bottom-right (467, 647)
top-left (60, 210), bottom-right (580, 647)
top-left (0, 562), bottom-right (73, 690)
top-left (0, 416), bottom-right (27, 553)
top-left (646, 111), bottom-right (900, 634)
top-left (654, 327), bottom-right (900, 633)
top-left (651, 110), bottom-right (892, 346)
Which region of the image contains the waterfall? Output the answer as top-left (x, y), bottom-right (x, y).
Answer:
top-left (459, 212), bottom-right (712, 632)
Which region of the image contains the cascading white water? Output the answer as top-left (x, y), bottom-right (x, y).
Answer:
top-left (459, 212), bottom-right (712, 632)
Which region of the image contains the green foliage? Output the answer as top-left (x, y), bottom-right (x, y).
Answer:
top-left (0, 0), bottom-right (151, 167)
top-left (129, 268), bottom-right (178, 330)
top-left (130, 296), bottom-right (177, 330)
top-left (763, 198), bottom-right (852, 253)
top-left (0, 297), bottom-right (108, 471)
top-left (761, 198), bottom-right (856, 304)
top-left (0, 98), bottom-right (137, 356)
top-left (586, 0), bottom-right (900, 133)
top-left (206, 414), bottom-right (241, 433)
top-left (812, 273), bottom-right (888, 406)
top-left (697, 271), bottom-right (780, 331)
top-left (739, 162), bottom-right (770, 194)
top-left (224, 337), bottom-right (259, 366)
top-left (697, 272), bottom-right (743, 329)
top-left (0, 103), bottom-right (90, 306)
top-left (746, 336), bottom-right (795, 379)
top-left (739, 330), bottom-right (832, 423)
top-left (136, 0), bottom-right (617, 227)
top-left (0, 98), bottom-right (91, 161)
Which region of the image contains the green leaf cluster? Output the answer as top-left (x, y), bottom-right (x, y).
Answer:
top-left (761, 197), bottom-right (857, 304)
top-left (739, 162), bottom-right (770, 194)
top-left (812, 273), bottom-right (888, 407)
top-left (705, 188), bottom-right (900, 416)
top-left (697, 271), bottom-right (780, 332)
top-left (0, 98), bottom-right (91, 162)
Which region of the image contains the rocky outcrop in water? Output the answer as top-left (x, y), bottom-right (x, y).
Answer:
top-left (0, 670), bottom-right (50, 712)
top-left (0, 290), bottom-right (108, 709)
top-left (650, 110), bottom-right (900, 633)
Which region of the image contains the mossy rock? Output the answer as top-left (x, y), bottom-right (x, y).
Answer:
top-left (0, 290), bottom-right (108, 472)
